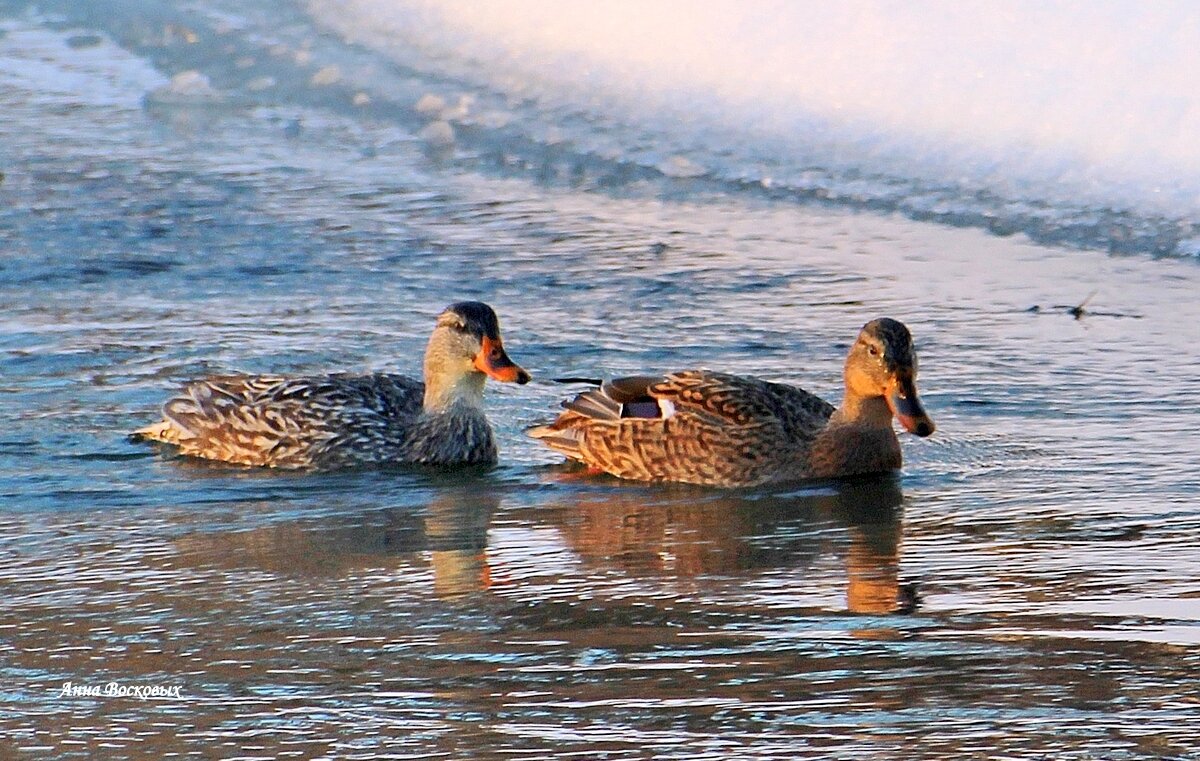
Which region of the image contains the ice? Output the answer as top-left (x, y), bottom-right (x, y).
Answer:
top-left (310, 64), bottom-right (342, 87)
top-left (419, 120), bottom-right (455, 146)
top-left (146, 70), bottom-right (224, 104)
top-left (313, 1), bottom-right (1200, 219)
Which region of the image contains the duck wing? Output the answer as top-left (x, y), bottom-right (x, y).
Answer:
top-left (648, 371), bottom-right (833, 435)
top-left (529, 370), bottom-right (834, 486)
top-left (138, 373), bottom-right (424, 467)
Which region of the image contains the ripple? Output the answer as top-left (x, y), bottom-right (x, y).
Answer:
top-left (0, 4), bottom-right (1198, 759)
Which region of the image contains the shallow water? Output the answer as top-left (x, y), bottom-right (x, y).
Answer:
top-left (2, 2), bottom-right (1199, 759)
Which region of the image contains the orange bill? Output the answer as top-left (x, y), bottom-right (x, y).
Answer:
top-left (474, 336), bottom-right (531, 384)
top-left (885, 374), bottom-right (936, 437)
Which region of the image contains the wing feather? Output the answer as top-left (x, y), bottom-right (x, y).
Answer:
top-left (140, 373), bottom-right (424, 467)
top-left (529, 369), bottom-right (836, 486)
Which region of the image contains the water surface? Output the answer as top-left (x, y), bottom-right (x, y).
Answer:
top-left (1, 2), bottom-right (1199, 758)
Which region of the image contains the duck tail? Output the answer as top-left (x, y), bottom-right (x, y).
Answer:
top-left (562, 389), bottom-right (622, 421)
top-left (525, 422), bottom-right (585, 461)
top-left (130, 383), bottom-right (215, 445)
top-left (129, 419), bottom-right (185, 444)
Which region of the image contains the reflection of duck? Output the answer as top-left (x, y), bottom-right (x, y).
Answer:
top-left (549, 477), bottom-right (910, 614)
top-left (844, 510), bottom-right (905, 615)
top-left (171, 488), bottom-right (499, 597)
top-left (529, 318), bottom-right (934, 486)
top-left (424, 492), bottom-right (495, 598)
top-left (133, 302), bottom-right (530, 469)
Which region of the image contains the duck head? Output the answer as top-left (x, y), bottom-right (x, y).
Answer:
top-left (424, 301), bottom-right (530, 410)
top-left (843, 318), bottom-right (935, 437)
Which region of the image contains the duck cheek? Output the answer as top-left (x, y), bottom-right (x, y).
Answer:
top-left (886, 378), bottom-right (936, 437)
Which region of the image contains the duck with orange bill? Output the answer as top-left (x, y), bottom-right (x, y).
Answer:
top-left (528, 318), bottom-right (934, 487)
top-left (134, 301), bottom-right (530, 468)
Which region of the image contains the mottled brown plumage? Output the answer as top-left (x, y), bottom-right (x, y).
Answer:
top-left (528, 318), bottom-right (935, 487)
top-left (133, 302), bottom-right (530, 469)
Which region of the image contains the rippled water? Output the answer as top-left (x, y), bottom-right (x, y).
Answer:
top-left (2, 2), bottom-right (1199, 758)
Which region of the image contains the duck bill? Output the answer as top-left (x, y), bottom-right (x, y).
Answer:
top-left (886, 374), bottom-right (936, 437)
top-left (474, 336), bottom-right (531, 384)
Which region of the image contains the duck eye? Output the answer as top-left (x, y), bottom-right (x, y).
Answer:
top-left (867, 345), bottom-right (880, 357)
top-left (490, 346), bottom-right (503, 360)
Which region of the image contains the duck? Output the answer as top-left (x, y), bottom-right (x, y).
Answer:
top-left (527, 318), bottom-right (934, 487)
top-left (133, 301), bottom-right (530, 469)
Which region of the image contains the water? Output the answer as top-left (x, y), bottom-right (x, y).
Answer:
top-left (1, 1), bottom-right (1199, 758)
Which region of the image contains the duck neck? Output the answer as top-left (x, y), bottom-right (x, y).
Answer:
top-left (423, 372), bottom-right (485, 413)
top-left (830, 391), bottom-right (893, 429)
top-left (422, 337), bottom-right (487, 413)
